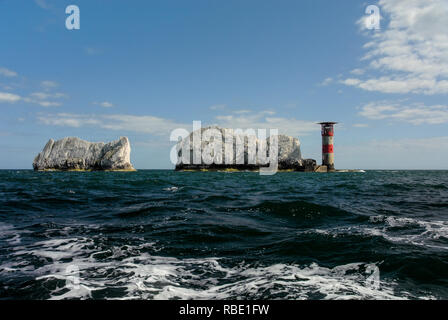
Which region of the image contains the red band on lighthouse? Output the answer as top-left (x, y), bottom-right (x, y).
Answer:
top-left (322, 144), bottom-right (333, 153)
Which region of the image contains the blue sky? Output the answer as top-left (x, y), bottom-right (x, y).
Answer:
top-left (1, 0), bottom-right (447, 169)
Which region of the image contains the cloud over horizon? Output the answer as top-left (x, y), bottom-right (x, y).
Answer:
top-left (0, 91), bottom-right (65, 107)
top-left (0, 67), bottom-right (18, 78)
top-left (359, 102), bottom-right (448, 125)
top-left (37, 109), bottom-right (319, 138)
top-left (342, 0), bottom-right (448, 95)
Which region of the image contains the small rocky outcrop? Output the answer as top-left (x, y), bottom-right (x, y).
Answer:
top-left (174, 126), bottom-right (316, 171)
top-left (33, 137), bottom-right (135, 171)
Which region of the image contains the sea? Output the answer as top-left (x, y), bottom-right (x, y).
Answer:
top-left (0, 170), bottom-right (447, 300)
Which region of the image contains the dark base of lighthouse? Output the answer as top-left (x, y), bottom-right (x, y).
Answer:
top-left (310, 163), bottom-right (336, 172)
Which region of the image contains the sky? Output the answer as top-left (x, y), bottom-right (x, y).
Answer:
top-left (1, 0), bottom-right (447, 169)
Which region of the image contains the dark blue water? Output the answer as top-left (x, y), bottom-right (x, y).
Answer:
top-left (0, 170), bottom-right (447, 299)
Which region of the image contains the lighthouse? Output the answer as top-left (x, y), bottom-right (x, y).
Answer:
top-left (318, 122), bottom-right (337, 171)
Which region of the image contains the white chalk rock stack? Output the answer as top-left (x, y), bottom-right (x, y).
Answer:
top-left (33, 137), bottom-right (135, 171)
top-left (175, 126), bottom-right (304, 170)
top-left (275, 134), bottom-right (303, 169)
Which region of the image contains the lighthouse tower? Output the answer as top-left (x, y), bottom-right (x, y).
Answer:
top-left (318, 122), bottom-right (337, 171)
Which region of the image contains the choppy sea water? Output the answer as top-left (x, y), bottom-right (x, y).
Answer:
top-left (0, 170), bottom-right (447, 300)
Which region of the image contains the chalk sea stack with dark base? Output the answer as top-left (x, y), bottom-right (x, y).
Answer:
top-left (33, 137), bottom-right (136, 171)
top-left (174, 126), bottom-right (318, 172)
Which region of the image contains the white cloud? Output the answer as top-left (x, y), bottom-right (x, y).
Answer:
top-left (342, 76), bottom-right (448, 95)
top-left (35, 101), bottom-right (61, 107)
top-left (38, 113), bottom-right (189, 135)
top-left (343, 0), bottom-right (448, 95)
top-left (359, 102), bottom-right (448, 124)
top-left (0, 67), bottom-right (18, 78)
top-left (38, 113), bottom-right (100, 128)
top-left (23, 92), bottom-right (64, 107)
top-left (22, 96), bottom-right (62, 107)
top-left (93, 101), bottom-right (114, 108)
top-left (31, 92), bottom-right (67, 100)
top-left (233, 109), bottom-right (251, 114)
top-left (38, 109), bottom-right (319, 138)
top-left (213, 110), bottom-right (318, 137)
top-left (341, 78), bottom-right (361, 86)
top-left (353, 123), bottom-right (369, 128)
top-left (34, 0), bottom-right (50, 9)
top-left (101, 102), bottom-right (113, 108)
top-left (0, 92), bottom-right (21, 103)
top-left (33, 81), bottom-right (64, 104)
top-left (0, 91), bottom-right (64, 107)
top-left (0, 70), bottom-right (65, 107)
top-left (41, 80), bottom-right (59, 90)
top-left (350, 68), bottom-right (365, 76)
top-left (209, 104), bottom-right (226, 110)
top-left (100, 114), bottom-right (188, 135)
top-left (320, 77), bottom-right (333, 86)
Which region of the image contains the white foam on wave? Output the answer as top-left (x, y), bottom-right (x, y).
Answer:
top-left (369, 215), bottom-right (448, 248)
top-left (163, 186), bottom-right (180, 192)
top-left (150, 261), bottom-right (404, 300)
top-left (0, 222), bottom-right (24, 245)
top-left (2, 235), bottom-right (424, 300)
top-left (15, 237), bottom-right (95, 260)
top-left (370, 215), bottom-right (448, 236)
top-left (301, 215), bottom-right (448, 250)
